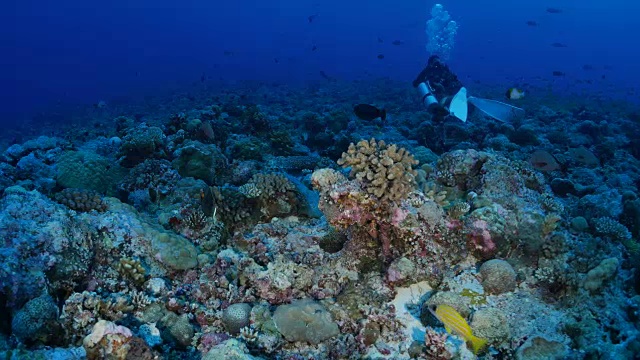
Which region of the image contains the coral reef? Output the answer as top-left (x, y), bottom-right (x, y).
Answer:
top-left (337, 138), bottom-right (418, 202)
top-left (118, 125), bottom-right (167, 167)
top-left (272, 299), bottom-right (340, 344)
top-left (82, 320), bottom-right (133, 359)
top-left (479, 259), bottom-right (517, 295)
top-left (222, 303), bottom-right (252, 334)
top-left (1, 79), bottom-right (639, 360)
top-left (57, 150), bottom-right (126, 195)
top-left (172, 140), bottom-right (228, 185)
top-left (119, 159), bottom-right (181, 204)
top-left (11, 294), bottom-right (61, 346)
top-left (54, 188), bottom-right (108, 212)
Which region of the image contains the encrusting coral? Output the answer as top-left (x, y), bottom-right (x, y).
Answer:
top-left (53, 188), bottom-right (108, 212)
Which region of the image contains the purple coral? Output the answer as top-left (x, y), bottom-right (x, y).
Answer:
top-left (466, 219), bottom-right (498, 259)
top-left (424, 328), bottom-right (452, 360)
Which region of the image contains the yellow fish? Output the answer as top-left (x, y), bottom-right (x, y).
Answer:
top-left (430, 304), bottom-right (488, 355)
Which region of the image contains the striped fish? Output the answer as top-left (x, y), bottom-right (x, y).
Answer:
top-left (430, 304), bottom-right (488, 355)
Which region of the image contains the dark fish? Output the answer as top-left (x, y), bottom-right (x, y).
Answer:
top-left (551, 42), bottom-right (568, 48)
top-left (391, 40), bottom-right (404, 45)
top-left (378, 37), bottom-right (384, 43)
top-left (354, 104), bottom-right (386, 122)
top-left (224, 50), bottom-right (234, 56)
top-left (377, 54), bottom-right (385, 59)
top-left (308, 14), bottom-right (318, 23)
top-left (274, 58), bottom-right (279, 63)
top-left (582, 64), bottom-right (594, 71)
top-left (319, 70), bottom-right (333, 81)
top-left (602, 74), bottom-right (606, 79)
top-left (552, 71), bottom-right (565, 77)
top-left (526, 20), bottom-right (538, 26)
top-left (546, 7), bottom-right (562, 13)
top-left (312, 45), bottom-right (317, 51)
top-left (200, 73), bottom-right (206, 83)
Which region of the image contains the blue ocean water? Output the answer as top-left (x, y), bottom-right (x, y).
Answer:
top-left (3, 0), bottom-right (639, 122)
top-left (1, 1), bottom-right (640, 359)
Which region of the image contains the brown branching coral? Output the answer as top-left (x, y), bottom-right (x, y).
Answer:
top-left (246, 172), bottom-right (300, 220)
top-left (247, 172), bottom-right (296, 199)
top-left (422, 182), bottom-right (448, 207)
top-left (208, 186), bottom-right (253, 225)
top-left (337, 139), bottom-right (418, 202)
top-left (116, 257), bottom-right (146, 286)
top-left (542, 214), bottom-right (562, 238)
top-left (238, 183), bottom-right (261, 198)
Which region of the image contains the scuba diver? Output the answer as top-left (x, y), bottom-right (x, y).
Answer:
top-left (413, 55), bottom-right (524, 123)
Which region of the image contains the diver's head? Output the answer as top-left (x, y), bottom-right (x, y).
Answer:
top-left (427, 55), bottom-right (443, 68)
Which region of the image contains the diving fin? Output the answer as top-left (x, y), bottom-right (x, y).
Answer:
top-left (468, 96), bottom-right (525, 123)
top-left (449, 87), bottom-right (468, 122)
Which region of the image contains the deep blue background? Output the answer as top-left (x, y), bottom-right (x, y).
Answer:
top-left (3, 0), bottom-right (639, 125)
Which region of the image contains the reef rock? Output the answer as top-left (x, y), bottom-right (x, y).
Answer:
top-left (272, 299), bottom-right (339, 344)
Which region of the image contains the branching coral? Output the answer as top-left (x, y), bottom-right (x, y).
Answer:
top-left (423, 327), bottom-right (452, 360)
top-left (116, 257), bottom-right (146, 286)
top-left (60, 291), bottom-right (137, 345)
top-left (238, 183), bottom-right (261, 198)
top-left (119, 159), bottom-right (181, 201)
top-left (246, 172), bottom-right (300, 220)
top-left (208, 173), bottom-right (301, 233)
top-left (592, 217), bottom-right (639, 255)
top-left (247, 172), bottom-right (297, 199)
top-left (337, 139), bottom-right (418, 203)
top-left (314, 146), bottom-right (447, 269)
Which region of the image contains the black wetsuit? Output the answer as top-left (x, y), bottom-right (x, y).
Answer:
top-left (413, 55), bottom-right (464, 122)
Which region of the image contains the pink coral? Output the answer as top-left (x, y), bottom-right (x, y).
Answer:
top-left (83, 320), bottom-right (133, 359)
top-left (198, 332), bottom-right (231, 354)
top-left (390, 206), bottom-right (410, 226)
top-left (423, 328), bottom-right (452, 360)
top-left (467, 219), bottom-right (497, 259)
